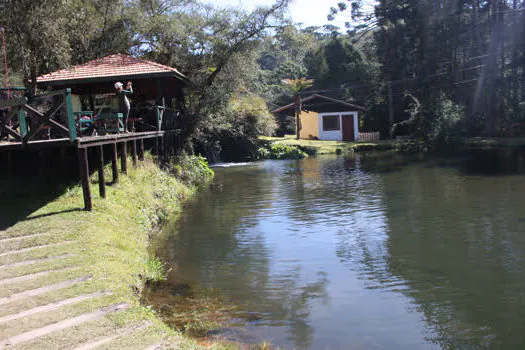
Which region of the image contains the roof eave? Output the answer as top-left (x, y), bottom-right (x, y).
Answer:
top-left (37, 71), bottom-right (191, 87)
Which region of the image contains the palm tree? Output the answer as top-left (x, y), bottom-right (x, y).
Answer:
top-left (282, 78), bottom-right (313, 140)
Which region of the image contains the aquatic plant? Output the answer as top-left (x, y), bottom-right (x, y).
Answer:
top-left (143, 257), bottom-right (168, 285)
top-left (168, 154), bottom-right (215, 188)
top-left (257, 143), bottom-right (308, 160)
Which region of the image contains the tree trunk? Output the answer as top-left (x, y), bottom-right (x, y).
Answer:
top-left (294, 93), bottom-right (301, 140)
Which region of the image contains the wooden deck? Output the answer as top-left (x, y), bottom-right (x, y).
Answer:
top-left (0, 131), bottom-right (165, 151)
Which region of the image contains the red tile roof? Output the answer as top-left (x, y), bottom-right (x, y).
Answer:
top-left (37, 54), bottom-right (188, 83)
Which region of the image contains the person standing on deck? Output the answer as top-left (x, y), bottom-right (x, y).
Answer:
top-left (115, 81), bottom-right (133, 132)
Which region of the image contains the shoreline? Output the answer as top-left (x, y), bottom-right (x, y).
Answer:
top-left (259, 135), bottom-right (525, 156)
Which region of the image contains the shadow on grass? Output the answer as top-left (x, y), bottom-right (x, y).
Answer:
top-left (23, 208), bottom-right (85, 222)
top-left (0, 180), bottom-right (77, 231)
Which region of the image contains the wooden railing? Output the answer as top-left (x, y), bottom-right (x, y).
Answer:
top-left (358, 132), bottom-right (381, 142)
top-left (1, 88), bottom-right (77, 144)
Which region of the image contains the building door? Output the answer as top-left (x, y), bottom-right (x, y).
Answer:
top-left (342, 115), bottom-right (355, 141)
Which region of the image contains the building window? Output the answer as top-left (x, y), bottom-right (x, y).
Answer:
top-left (323, 115), bottom-right (340, 131)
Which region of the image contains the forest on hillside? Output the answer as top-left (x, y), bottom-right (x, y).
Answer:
top-left (1, 0), bottom-right (524, 159)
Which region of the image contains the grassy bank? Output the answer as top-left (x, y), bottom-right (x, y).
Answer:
top-left (0, 154), bottom-right (249, 349)
top-left (464, 137), bottom-right (525, 149)
top-left (259, 135), bottom-right (396, 155)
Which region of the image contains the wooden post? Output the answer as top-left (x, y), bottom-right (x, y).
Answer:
top-left (98, 145), bottom-right (106, 199)
top-left (38, 150), bottom-right (46, 183)
top-left (78, 148), bottom-right (92, 211)
top-left (7, 151), bottom-right (13, 181)
top-left (159, 136), bottom-right (165, 161)
top-left (64, 89), bottom-right (77, 141)
top-left (121, 142), bottom-right (127, 174)
top-left (139, 139), bottom-right (145, 161)
top-left (132, 139), bottom-right (137, 167)
top-left (154, 137), bottom-right (159, 156)
top-left (111, 142), bottom-right (118, 183)
top-left (60, 147), bottom-right (68, 179)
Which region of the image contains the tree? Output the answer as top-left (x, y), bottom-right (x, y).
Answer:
top-left (0, 0), bottom-right (130, 94)
top-left (282, 78), bottom-right (313, 139)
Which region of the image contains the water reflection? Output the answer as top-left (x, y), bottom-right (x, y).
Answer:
top-left (155, 150), bottom-right (525, 349)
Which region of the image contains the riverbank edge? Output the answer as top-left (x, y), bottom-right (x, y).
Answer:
top-left (0, 154), bottom-right (221, 349)
top-left (258, 135), bottom-right (396, 155)
top-left (259, 136), bottom-right (525, 155)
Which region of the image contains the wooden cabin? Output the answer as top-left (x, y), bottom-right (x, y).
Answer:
top-left (36, 54), bottom-right (190, 135)
top-left (272, 94), bottom-right (367, 141)
top-left (0, 54), bottom-right (192, 211)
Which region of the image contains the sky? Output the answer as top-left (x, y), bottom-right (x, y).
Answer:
top-left (203, 0), bottom-right (355, 30)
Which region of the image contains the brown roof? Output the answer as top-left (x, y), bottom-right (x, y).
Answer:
top-left (271, 94), bottom-right (367, 113)
top-left (37, 53), bottom-right (188, 84)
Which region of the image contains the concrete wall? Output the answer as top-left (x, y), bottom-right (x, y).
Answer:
top-left (299, 110), bottom-right (320, 139)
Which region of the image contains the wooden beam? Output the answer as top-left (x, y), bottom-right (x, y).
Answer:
top-left (23, 101), bottom-right (65, 143)
top-left (132, 140), bottom-right (137, 167)
top-left (77, 147), bottom-right (92, 211)
top-left (98, 145), bottom-right (106, 199)
top-left (111, 142), bottom-right (118, 183)
top-left (4, 126), bottom-right (21, 141)
top-left (48, 119), bottom-right (70, 135)
top-left (139, 139), bottom-right (145, 161)
top-left (121, 142), bottom-right (127, 174)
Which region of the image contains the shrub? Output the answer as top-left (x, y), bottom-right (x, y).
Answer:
top-left (428, 93), bottom-right (466, 148)
top-left (168, 154), bottom-right (214, 188)
top-left (257, 143), bottom-right (308, 160)
top-left (143, 257), bottom-right (168, 285)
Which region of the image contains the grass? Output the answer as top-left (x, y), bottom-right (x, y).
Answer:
top-left (259, 135), bottom-right (396, 154)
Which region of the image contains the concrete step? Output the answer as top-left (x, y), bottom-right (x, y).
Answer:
top-left (0, 303), bottom-right (130, 348)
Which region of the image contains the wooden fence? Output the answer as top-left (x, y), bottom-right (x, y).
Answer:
top-left (358, 132), bottom-right (380, 142)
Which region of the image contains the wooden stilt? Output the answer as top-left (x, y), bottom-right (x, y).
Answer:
top-left (132, 139), bottom-right (137, 167)
top-left (7, 151), bottom-right (13, 181)
top-left (98, 145), bottom-right (106, 199)
top-left (111, 142), bottom-right (118, 183)
top-left (60, 148), bottom-right (68, 179)
top-left (159, 136), bottom-right (164, 160)
top-left (139, 139), bottom-right (145, 161)
top-left (78, 148), bottom-right (92, 211)
top-left (121, 142), bottom-right (127, 174)
top-left (38, 150), bottom-right (46, 183)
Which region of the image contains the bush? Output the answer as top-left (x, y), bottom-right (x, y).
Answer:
top-left (168, 154), bottom-right (214, 188)
top-left (428, 93), bottom-right (466, 148)
top-left (257, 143), bottom-right (308, 160)
top-left (143, 257), bottom-right (168, 285)
top-left (193, 94), bottom-right (277, 162)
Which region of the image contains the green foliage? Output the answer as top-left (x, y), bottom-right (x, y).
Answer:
top-left (144, 257), bottom-right (168, 285)
top-left (231, 94), bottom-right (278, 137)
top-left (258, 143), bottom-right (308, 160)
top-left (168, 154), bottom-right (214, 188)
top-left (427, 93), bottom-right (466, 148)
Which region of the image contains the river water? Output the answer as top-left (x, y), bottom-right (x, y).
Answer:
top-left (156, 150), bottom-right (525, 349)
